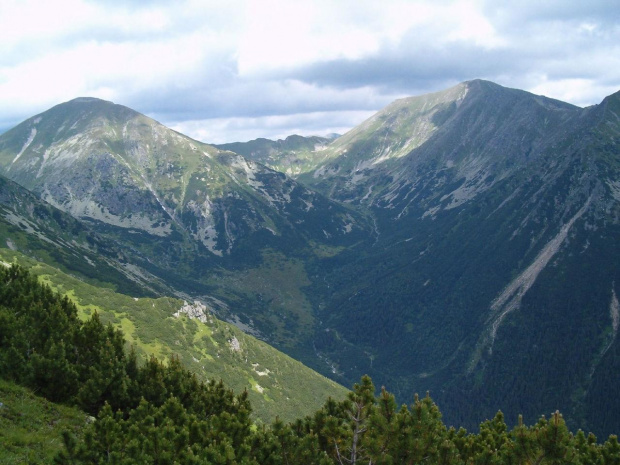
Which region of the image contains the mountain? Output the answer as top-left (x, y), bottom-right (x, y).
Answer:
top-left (0, 97), bottom-right (371, 351)
top-left (216, 80), bottom-right (620, 436)
top-left (297, 80), bottom-right (581, 207)
top-left (2, 82), bottom-right (620, 437)
top-left (214, 134), bottom-right (337, 177)
top-left (299, 81), bottom-right (620, 436)
top-left (0, 98), bottom-right (364, 256)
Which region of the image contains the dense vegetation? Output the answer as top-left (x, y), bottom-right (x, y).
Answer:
top-left (1, 264), bottom-right (620, 463)
top-left (309, 157), bottom-right (620, 437)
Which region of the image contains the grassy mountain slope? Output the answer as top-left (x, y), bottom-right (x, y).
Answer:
top-left (0, 249), bottom-right (348, 424)
top-left (0, 379), bottom-right (88, 464)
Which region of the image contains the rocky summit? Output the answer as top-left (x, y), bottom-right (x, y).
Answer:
top-left (1, 80), bottom-right (619, 437)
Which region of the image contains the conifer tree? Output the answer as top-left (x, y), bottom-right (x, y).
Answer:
top-left (366, 386), bottom-right (399, 463)
top-left (602, 435), bottom-right (620, 465)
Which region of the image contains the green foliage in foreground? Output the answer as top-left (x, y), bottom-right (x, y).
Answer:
top-left (57, 378), bottom-right (620, 464)
top-left (0, 264), bottom-right (253, 461)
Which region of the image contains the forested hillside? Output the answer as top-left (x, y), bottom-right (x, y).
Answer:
top-left (2, 264), bottom-right (620, 464)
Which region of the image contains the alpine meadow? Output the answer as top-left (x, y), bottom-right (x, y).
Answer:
top-left (1, 79), bottom-right (620, 463)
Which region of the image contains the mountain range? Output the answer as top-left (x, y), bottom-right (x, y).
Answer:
top-left (1, 79), bottom-right (619, 437)
top-left (215, 133), bottom-right (339, 176)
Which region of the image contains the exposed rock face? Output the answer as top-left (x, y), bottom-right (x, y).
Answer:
top-left (174, 300), bottom-right (211, 323)
top-left (229, 336), bottom-right (241, 352)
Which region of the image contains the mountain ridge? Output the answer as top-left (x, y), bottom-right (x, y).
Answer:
top-left (0, 96), bottom-right (369, 256)
top-left (214, 134), bottom-right (338, 176)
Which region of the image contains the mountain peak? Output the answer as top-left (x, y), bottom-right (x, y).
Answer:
top-left (50, 96), bottom-right (141, 119)
top-left (392, 79), bottom-right (498, 105)
top-left (300, 78), bottom-right (584, 209)
top-left (462, 78), bottom-right (500, 88)
top-left (69, 96), bottom-right (111, 104)
top-left (598, 88), bottom-right (620, 111)
top-left (589, 88), bottom-right (620, 137)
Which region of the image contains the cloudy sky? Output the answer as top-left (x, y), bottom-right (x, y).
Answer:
top-left (1, 0), bottom-right (619, 143)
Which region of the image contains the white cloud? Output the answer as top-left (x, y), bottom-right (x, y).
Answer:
top-left (443, 0), bottom-right (506, 48)
top-left (236, 0), bottom-right (507, 75)
top-left (528, 77), bottom-right (620, 108)
top-left (1, 33), bottom-right (223, 108)
top-left (0, 0), bottom-right (618, 142)
top-left (237, 0), bottom-right (381, 74)
top-left (1, 0), bottom-right (96, 45)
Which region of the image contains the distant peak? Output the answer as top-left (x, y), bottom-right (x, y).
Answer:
top-left (69, 97), bottom-right (111, 104)
top-left (461, 79), bottom-right (505, 93)
top-left (462, 78), bottom-right (496, 86)
top-left (53, 96), bottom-right (143, 120)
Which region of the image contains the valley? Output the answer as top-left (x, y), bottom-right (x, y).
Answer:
top-left (1, 79), bottom-right (619, 438)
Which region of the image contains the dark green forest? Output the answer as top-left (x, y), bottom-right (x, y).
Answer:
top-left (2, 264), bottom-right (620, 464)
